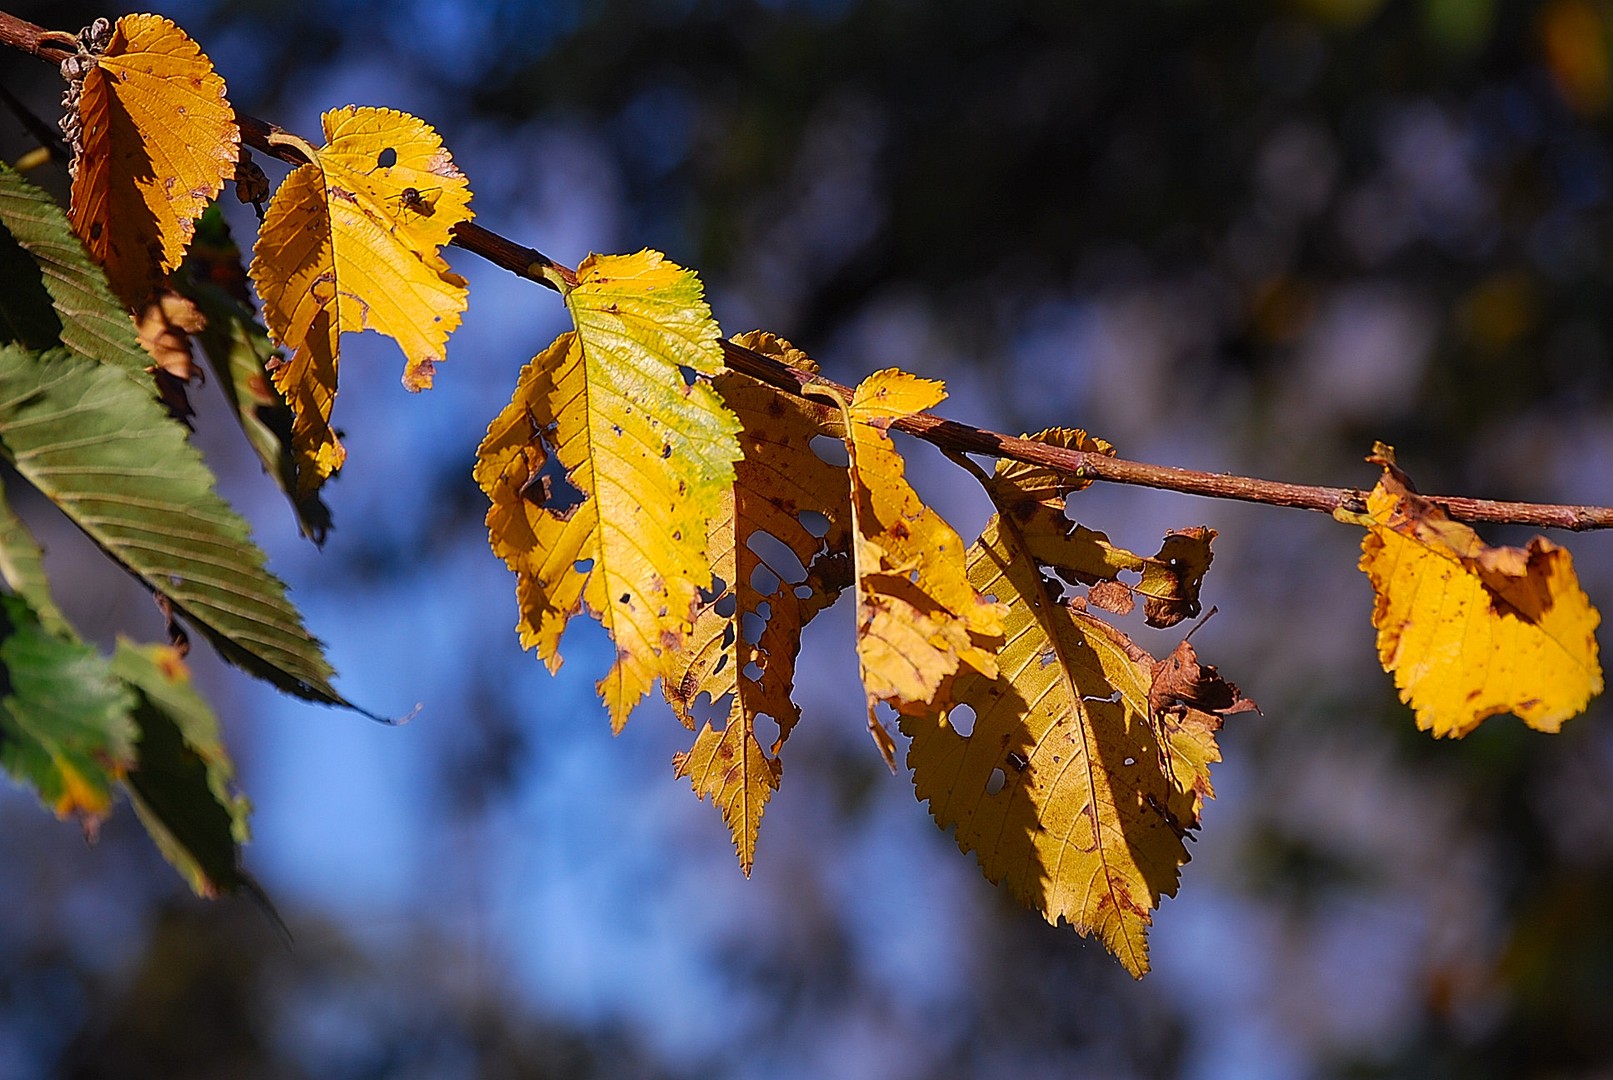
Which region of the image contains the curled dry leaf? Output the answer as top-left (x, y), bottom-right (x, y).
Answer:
top-left (996, 430), bottom-right (1215, 629)
top-left (1339, 443), bottom-right (1603, 737)
top-left (134, 290), bottom-right (205, 381)
top-left (134, 290), bottom-right (206, 422)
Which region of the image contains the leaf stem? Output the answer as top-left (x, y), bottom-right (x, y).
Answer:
top-left (214, 122), bottom-right (1613, 533)
top-left (4, 7), bottom-right (1607, 533)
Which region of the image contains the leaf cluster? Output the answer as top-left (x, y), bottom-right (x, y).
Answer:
top-left (0, 10), bottom-right (1603, 977)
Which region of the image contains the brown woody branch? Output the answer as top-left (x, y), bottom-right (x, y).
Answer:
top-left (8, 11), bottom-right (1612, 532)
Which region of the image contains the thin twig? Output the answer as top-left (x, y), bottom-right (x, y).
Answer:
top-left (6, 8), bottom-right (1611, 532)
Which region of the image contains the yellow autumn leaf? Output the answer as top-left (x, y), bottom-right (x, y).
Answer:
top-left (250, 106), bottom-right (473, 493)
top-left (666, 332), bottom-right (852, 872)
top-left (902, 444), bottom-right (1252, 978)
top-left (1342, 445), bottom-right (1603, 737)
top-left (68, 14), bottom-right (238, 310)
top-left (475, 251), bottom-right (743, 729)
top-left (826, 369), bottom-right (1006, 766)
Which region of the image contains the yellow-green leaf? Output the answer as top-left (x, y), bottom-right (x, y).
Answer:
top-left (250, 106), bottom-right (473, 494)
top-left (1343, 444), bottom-right (1603, 737)
top-left (67, 14), bottom-right (238, 311)
top-left (476, 251), bottom-right (742, 728)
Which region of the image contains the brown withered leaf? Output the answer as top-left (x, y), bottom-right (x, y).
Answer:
top-left (993, 429), bottom-right (1214, 628)
top-left (1148, 637), bottom-right (1258, 720)
top-left (134, 290), bottom-right (205, 422)
top-left (134, 290), bottom-right (204, 380)
top-left (1147, 635), bottom-right (1258, 817)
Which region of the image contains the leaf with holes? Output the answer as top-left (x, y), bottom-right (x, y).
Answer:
top-left (901, 443), bottom-right (1252, 977)
top-left (67, 14), bottom-right (238, 311)
top-left (251, 106), bottom-right (473, 495)
top-left (475, 251), bottom-right (742, 728)
top-left (1338, 443), bottom-right (1602, 737)
top-left (665, 331), bottom-right (852, 872)
top-left (831, 369), bottom-right (1005, 765)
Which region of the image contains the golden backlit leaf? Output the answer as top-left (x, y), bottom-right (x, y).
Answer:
top-left (476, 251), bottom-right (742, 729)
top-left (832, 370), bottom-right (1006, 763)
top-left (250, 106), bottom-right (473, 494)
top-left (68, 14), bottom-right (238, 310)
top-left (901, 443), bottom-right (1250, 978)
top-left (1342, 445), bottom-right (1603, 737)
top-left (664, 331), bottom-right (852, 871)
top-left (673, 721), bottom-right (781, 872)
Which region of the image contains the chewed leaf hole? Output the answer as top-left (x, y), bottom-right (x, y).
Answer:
top-left (754, 712), bottom-right (781, 751)
top-left (811, 435), bottom-right (849, 467)
top-left (986, 767), bottom-right (1006, 795)
top-left (748, 531), bottom-right (807, 584)
top-left (740, 610), bottom-right (767, 646)
top-left (750, 564), bottom-right (781, 596)
top-left (520, 422), bottom-right (583, 515)
top-left (949, 703), bottom-right (977, 737)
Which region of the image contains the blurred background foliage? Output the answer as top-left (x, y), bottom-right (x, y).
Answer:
top-left (5, 0), bottom-right (1613, 1076)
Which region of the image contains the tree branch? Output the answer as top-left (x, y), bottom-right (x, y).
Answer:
top-left (7, 9), bottom-right (1611, 532)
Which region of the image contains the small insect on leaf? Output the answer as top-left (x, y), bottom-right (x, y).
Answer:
top-left (390, 186), bottom-right (439, 216)
top-left (250, 106), bottom-right (475, 495)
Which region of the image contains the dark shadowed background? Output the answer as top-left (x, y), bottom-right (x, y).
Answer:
top-left (4, 0), bottom-right (1613, 1076)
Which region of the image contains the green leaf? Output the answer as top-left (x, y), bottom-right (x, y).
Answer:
top-left (0, 344), bottom-right (348, 708)
top-left (180, 204), bottom-right (332, 543)
top-left (0, 593), bottom-right (136, 821)
top-left (0, 471), bottom-right (70, 638)
top-left (113, 639), bottom-right (249, 897)
top-left (0, 212), bottom-right (61, 351)
top-left (0, 163), bottom-right (150, 378)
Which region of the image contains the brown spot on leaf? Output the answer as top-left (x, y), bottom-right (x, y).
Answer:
top-left (1087, 580), bottom-right (1135, 616)
top-left (1149, 638), bottom-right (1259, 719)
